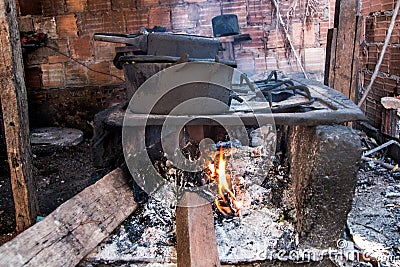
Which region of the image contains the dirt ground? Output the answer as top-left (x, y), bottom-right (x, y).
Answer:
top-left (0, 140), bottom-right (110, 245)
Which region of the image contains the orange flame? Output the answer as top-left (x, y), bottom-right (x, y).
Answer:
top-left (210, 147), bottom-right (243, 216)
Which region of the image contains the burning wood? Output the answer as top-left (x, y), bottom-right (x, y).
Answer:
top-left (210, 147), bottom-right (244, 217)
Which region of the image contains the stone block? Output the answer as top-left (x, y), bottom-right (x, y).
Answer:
top-left (288, 125), bottom-right (361, 249)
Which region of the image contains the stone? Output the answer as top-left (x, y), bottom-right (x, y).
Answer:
top-left (30, 127), bottom-right (84, 154)
top-left (381, 96), bottom-right (400, 110)
top-left (288, 125), bottom-right (362, 249)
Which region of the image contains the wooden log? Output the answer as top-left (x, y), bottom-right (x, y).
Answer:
top-left (0, 0), bottom-right (38, 231)
top-left (176, 192), bottom-right (221, 267)
top-left (0, 168), bottom-right (137, 267)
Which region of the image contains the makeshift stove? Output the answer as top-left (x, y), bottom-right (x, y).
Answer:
top-left (88, 30), bottom-right (366, 266)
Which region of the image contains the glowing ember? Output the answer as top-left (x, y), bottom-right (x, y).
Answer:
top-left (209, 147), bottom-right (243, 217)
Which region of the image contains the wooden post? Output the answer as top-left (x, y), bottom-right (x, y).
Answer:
top-left (0, 0), bottom-right (38, 231)
top-left (176, 192), bottom-right (221, 267)
top-left (330, 0), bottom-right (360, 101)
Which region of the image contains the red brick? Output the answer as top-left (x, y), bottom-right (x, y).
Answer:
top-left (18, 16), bottom-right (35, 33)
top-left (70, 37), bottom-right (92, 61)
top-left (103, 11), bottom-right (126, 32)
top-left (365, 16), bottom-right (375, 43)
top-left (198, 1), bottom-right (221, 36)
top-left (361, 1), bottom-right (371, 15)
top-left (303, 24), bottom-right (317, 46)
top-left (65, 62), bottom-right (88, 86)
top-left (370, 2), bottom-right (382, 13)
top-left (78, 11), bottom-right (125, 37)
top-left (88, 61), bottom-right (111, 84)
top-left (136, 0), bottom-right (159, 8)
top-left (42, 0), bottom-right (65, 16)
top-left (125, 9), bottom-right (149, 33)
top-left (87, 0), bottom-right (111, 11)
top-left (48, 39), bottom-right (70, 64)
top-left (110, 64), bottom-right (125, 83)
top-left (24, 47), bottom-right (53, 66)
top-left (33, 17), bottom-right (58, 39)
top-left (240, 26), bottom-right (265, 49)
top-left (319, 21), bottom-right (329, 43)
top-left (93, 42), bottom-right (120, 61)
top-left (25, 67), bottom-right (42, 89)
top-left (254, 55), bottom-right (266, 72)
top-left (221, 0), bottom-right (247, 27)
top-left (149, 6), bottom-right (171, 28)
top-left (111, 0), bottom-right (135, 10)
top-left (66, 0), bottom-right (87, 12)
top-left (171, 4), bottom-right (199, 31)
top-left (381, 0), bottom-right (394, 11)
top-left (291, 21), bottom-right (303, 47)
top-left (247, 0), bottom-right (272, 25)
top-left (42, 63), bottom-right (64, 88)
top-left (304, 47), bottom-right (325, 71)
top-left (19, 0), bottom-right (42, 15)
top-left (184, 0), bottom-right (207, 2)
top-left (265, 29), bottom-right (285, 49)
top-left (56, 14), bottom-right (79, 38)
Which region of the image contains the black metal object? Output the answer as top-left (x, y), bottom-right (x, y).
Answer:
top-left (253, 70), bottom-right (315, 111)
top-left (94, 32), bottom-right (222, 69)
top-left (212, 14), bottom-right (240, 37)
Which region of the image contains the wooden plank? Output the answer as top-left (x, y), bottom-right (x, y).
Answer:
top-left (331, 0), bottom-right (359, 99)
top-left (176, 192), bottom-right (220, 267)
top-left (324, 28), bottom-right (338, 88)
top-left (0, 167), bottom-right (138, 267)
top-left (0, 0), bottom-right (38, 231)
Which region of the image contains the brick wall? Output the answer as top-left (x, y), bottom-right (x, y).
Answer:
top-left (17, 0), bottom-right (334, 133)
top-left (359, 0), bottom-right (400, 130)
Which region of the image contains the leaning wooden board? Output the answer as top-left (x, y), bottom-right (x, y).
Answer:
top-left (0, 168), bottom-right (137, 267)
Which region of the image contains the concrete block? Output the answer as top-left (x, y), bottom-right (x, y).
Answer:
top-left (288, 125), bottom-right (362, 249)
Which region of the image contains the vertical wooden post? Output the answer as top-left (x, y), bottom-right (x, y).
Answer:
top-left (0, 0), bottom-right (38, 231)
top-left (329, 0), bottom-right (360, 101)
top-left (176, 192), bottom-right (221, 267)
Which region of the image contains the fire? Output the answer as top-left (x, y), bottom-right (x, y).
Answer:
top-left (209, 147), bottom-right (243, 217)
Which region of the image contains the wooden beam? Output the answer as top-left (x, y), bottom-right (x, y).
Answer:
top-left (331, 0), bottom-right (359, 100)
top-left (176, 192), bottom-right (221, 267)
top-left (0, 0), bottom-right (38, 231)
top-left (0, 168), bottom-right (138, 267)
